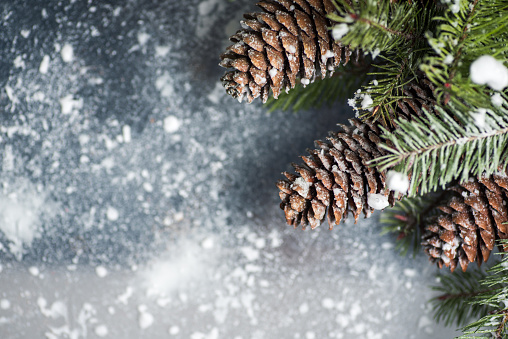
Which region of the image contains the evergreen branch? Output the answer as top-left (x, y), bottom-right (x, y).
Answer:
top-left (329, 0), bottom-right (431, 54)
top-left (264, 61), bottom-right (372, 112)
top-left (371, 105), bottom-right (508, 196)
top-left (447, 0), bottom-right (480, 83)
top-left (380, 190), bottom-right (450, 256)
top-left (420, 0), bottom-right (508, 109)
top-left (357, 56), bottom-right (412, 125)
top-left (431, 268), bottom-right (494, 327)
top-left (329, 0), bottom-right (438, 123)
top-left (457, 242), bottom-right (508, 338)
top-left (349, 13), bottom-right (419, 41)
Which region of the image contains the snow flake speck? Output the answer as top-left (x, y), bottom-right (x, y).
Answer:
top-left (163, 115), bottom-right (181, 133)
top-left (106, 206), bottom-right (119, 221)
top-left (39, 55), bottom-right (50, 74)
top-left (95, 325), bottom-right (108, 337)
top-left (60, 44), bottom-right (74, 63)
top-left (95, 266), bottom-right (108, 278)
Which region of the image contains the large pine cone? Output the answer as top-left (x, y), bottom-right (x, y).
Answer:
top-left (422, 174), bottom-right (508, 272)
top-left (276, 119), bottom-right (396, 229)
top-left (219, 0), bottom-right (358, 103)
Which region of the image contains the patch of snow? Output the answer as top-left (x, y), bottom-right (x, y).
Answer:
top-left (106, 207), bottom-right (119, 221)
top-left (361, 94), bottom-right (374, 111)
top-left (332, 23), bottom-right (349, 41)
top-left (39, 55), bottom-right (50, 74)
top-left (122, 125), bottom-right (132, 143)
top-left (37, 297), bottom-right (67, 319)
top-left (155, 45), bottom-right (170, 57)
top-left (371, 48), bottom-right (380, 60)
top-left (60, 44), bottom-right (74, 63)
top-left (491, 92), bottom-right (504, 107)
top-left (169, 326), bottom-right (180, 335)
top-left (95, 266), bottom-right (108, 278)
top-left (322, 298), bottom-right (335, 309)
top-left (470, 55), bottom-right (508, 91)
top-left (299, 302), bottom-right (309, 314)
top-left (404, 269), bottom-right (417, 278)
top-left (0, 179), bottom-right (57, 259)
top-left (471, 108), bottom-right (487, 129)
top-left (386, 171), bottom-right (409, 193)
top-left (59, 95), bottom-right (83, 114)
top-left (201, 237), bottom-right (214, 249)
top-left (240, 247), bottom-right (259, 261)
top-left (444, 54), bottom-right (454, 65)
top-left (137, 32), bottom-right (150, 46)
top-left (94, 325), bottom-right (108, 337)
top-left (13, 55), bottom-right (25, 69)
top-left (291, 177), bottom-right (310, 198)
top-left (138, 305), bottom-right (154, 329)
top-left (163, 115), bottom-right (181, 133)
top-left (367, 193), bottom-right (389, 210)
top-left (28, 266), bottom-right (40, 276)
top-left (0, 299), bottom-right (11, 310)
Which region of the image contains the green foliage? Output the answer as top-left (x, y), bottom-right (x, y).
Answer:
top-left (380, 191), bottom-right (450, 257)
top-left (420, 0), bottom-right (508, 110)
top-left (329, 0), bottom-right (432, 54)
top-left (372, 105), bottom-right (508, 196)
top-left (264, 62), bottom-right (372, 112)
top-left (328, 0), bottom-right (438, 124)
top-left (431, 268), bottom-right (494, 328)
top-left (458, 244), bottom-right (508, 338)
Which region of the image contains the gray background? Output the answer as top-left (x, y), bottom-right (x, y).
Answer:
top-left (0, 0), bottom-right (459, 338)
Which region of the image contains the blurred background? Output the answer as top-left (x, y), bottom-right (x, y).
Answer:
top-left (0, 0), bottom-right (459, 338)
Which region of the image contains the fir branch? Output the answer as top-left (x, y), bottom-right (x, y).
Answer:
top-left (420, 0), bottom-right (508, 109)
top-left (457, 243), bottom-right (508, 338)
top-left (380, 190), bottom-right (450, 256)
top-left (264, 61), bottom-right (372, 112)
top-left (329, 0), bottom-right (430, 53)
top-left (329, 0), bottom-right (438, 123)
top-left (358, 55), bottom-right (412, 125)
top-left (431, 267), bottom-right (496, 327)
top-left (371, 105), bottom-right (508, 196)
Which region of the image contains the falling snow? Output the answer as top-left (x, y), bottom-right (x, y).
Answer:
top-left (0, 1), bottom-right (458, 339)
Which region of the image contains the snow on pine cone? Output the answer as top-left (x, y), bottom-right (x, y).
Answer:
top-left (219, 0), bottom-right (358, 103)
top-left (276, 119), bottom-right (396, 229)
top-left (422, 173), bottom-right (508, 272)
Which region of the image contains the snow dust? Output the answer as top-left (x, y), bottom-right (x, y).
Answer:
top-left (0, 1), bottom-right (459, 338)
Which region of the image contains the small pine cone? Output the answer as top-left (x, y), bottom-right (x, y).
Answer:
top-left (422, 173), bottom-right (508, 272)
top-left (276, 118), bottom-right (396, 229)
top-left (219, 0), bottom-right (359, 103)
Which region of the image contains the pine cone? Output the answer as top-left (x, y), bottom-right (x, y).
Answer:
top-left (276, 118), bottom-right (396, 229)
top-left (422, 173), bottom-right (508, 272)
top-left (219, 0), bottom-right (359, 103)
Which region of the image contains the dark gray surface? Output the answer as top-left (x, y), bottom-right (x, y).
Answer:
top-left (0, 1), bottom-right (459, 338)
